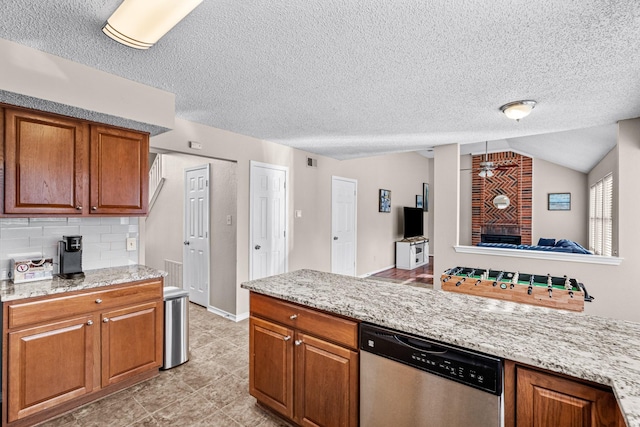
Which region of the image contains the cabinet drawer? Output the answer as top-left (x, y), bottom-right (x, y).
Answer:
top-left (250, 293), bottom-right (358, 350)
top-left (7, 280), bottom-right (163, 329)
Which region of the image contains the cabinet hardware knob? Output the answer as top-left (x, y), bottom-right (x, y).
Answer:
top-left (91, 206), bottom-right (97, 211)
top-left (103, 318), bottom-right (110, 323)
top-left (76, 206), bottom-right (83, 210)
top-left (255, 245), bottom-right (261, 250)
top-left (333, 236), bottom-right (338, 240)
top-left (86, 320), bottom-right (93, 326)
top-left (184, 241), bottom-right (190, 245)
top-left (95, 298), bottom-right (102, 304)
top-left (283, 336), bottom-right (291, 341)
top-left (295, 340), bottom-right (303, 346)
top-left (289, 314), bottom-right (298, 320)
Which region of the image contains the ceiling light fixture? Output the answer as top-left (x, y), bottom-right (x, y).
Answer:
top-left (102, 0), bottom-right (203, 49)
top-left (500, 100), bottom-right (537, 121)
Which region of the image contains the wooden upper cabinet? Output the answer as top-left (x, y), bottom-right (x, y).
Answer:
top-left (1, 107), bottom-right (150, 216)
top-left (90, 125), bottom-right (148, 215)
top-left (4, 109), bottom-right (89, 215)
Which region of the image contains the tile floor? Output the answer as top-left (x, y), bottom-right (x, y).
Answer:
top-left (38, 304), bottom-right (292, 427)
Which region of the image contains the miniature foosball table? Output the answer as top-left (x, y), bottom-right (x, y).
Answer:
top-left (441, 267), bottom-right (594, 312)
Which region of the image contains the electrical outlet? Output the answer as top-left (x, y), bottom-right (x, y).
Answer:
top-left (126, 238), bottom-right (137, 251)
top-left (226, 215), bottom-right (232, 225)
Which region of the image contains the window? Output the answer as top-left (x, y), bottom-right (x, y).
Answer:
top-left (589, 173), bottom-right (613, 256)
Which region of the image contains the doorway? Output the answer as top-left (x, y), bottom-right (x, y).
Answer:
top-left (331, 176), bottom-right (357, 276)
top-left (183, 164), bottom-right (210, 307)
top-left (249, 161), bottom-right (288, 280)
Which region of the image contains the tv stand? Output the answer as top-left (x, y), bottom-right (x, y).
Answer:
top-left (396, 238), bottom-right (429, 270)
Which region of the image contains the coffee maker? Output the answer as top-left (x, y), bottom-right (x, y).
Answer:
top-left (59, 235), bottom-right (85, 279)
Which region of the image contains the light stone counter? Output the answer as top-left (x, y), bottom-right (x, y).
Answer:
top-left (0, 265), bottom-right (167, 302)
top-left (242, 269), bottom-right (640, 427)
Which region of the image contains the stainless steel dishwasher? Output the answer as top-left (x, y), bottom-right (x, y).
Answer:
top-left (360, 323), bottom-right (503, 427)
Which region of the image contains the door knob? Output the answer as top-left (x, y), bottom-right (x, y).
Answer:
top-left (255, 245), bottom-right (261, 250)
top-left (333, 236), bottom-right (338, 240)
top-left (184, 241), bottom-right (190, 245)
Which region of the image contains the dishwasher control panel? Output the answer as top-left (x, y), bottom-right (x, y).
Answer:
top-left (361, 323), bottom-right (502, 395)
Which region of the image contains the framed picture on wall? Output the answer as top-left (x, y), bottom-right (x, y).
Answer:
top-left (379, 189), bottom-right (391, 212)
top-left (416, 195), bottom-right (423, 209)
top-left (548, 193), bottom-right (571, 210)
top-left (423, 183), bottom-right (429, 212)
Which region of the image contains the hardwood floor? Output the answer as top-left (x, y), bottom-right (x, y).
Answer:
top-left (370, 257), bottom-right (434, 287)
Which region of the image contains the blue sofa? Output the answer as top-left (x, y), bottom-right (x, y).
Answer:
top-left (478, 238), bottom-right (592, 254)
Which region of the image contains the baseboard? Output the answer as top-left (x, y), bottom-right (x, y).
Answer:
top-left (207, 306), bottom-right (249, 322)
top-left (359, 264), bottom-right (396, 278)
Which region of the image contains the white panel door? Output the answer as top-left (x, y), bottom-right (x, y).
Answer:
top-left (250, 162), bottom-right (287, 280)
top-left (184, 165), bottom-right (210, 307)
top-left (331, 176), bottom-right (357, 276)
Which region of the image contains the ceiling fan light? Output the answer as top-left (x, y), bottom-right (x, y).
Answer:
top-left (500, 100), bottom-right (537, 121)
top-left (478, 169), bottom-right (494, 178)
top-left (102, 0), bottom-right (203, 49)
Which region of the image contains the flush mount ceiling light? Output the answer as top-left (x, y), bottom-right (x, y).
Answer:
top-left (500, 100), bottom-right (537, 121)
top-left (102, 0), bottom-right (203, 49)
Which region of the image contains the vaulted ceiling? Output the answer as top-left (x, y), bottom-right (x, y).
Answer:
top-left (0, 1), bottom-right (637, 171)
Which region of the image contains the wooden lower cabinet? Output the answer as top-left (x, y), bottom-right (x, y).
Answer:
top-left (7, 315), bottom-right (98, 422)
top-left (295, 332), bottom-right (358, 427)
top-left (2, 279), bottom-right (163, 427)
top-left (101, 301), bottom-right (163, 387)
top-left (250, 316), bottom-right (294, 418)
top-left (505, 361), bottom-right (626, 427)
top-left (249, 293), bottom-right (359, 427)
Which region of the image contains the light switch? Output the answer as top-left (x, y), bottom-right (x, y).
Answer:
top-left (226, 215), bottom-right (232, 225)
top-left (295, 210), bottom-right (302, 218)
top-left (126, 238), bottom-right (137, 251)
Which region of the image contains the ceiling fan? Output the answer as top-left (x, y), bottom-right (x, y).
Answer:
top-left (462, 141), bottom-right (518, 177)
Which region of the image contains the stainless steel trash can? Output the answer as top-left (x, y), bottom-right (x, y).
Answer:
top-left (162, 286), bottom-right (189, 369)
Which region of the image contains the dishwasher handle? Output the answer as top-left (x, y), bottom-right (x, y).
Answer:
top-left (394, 335), bottom-right (449, 355)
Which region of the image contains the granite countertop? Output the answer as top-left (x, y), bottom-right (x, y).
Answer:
top-left (0, 265), bottom-right (167, 302)
top-left (241, 269), bottom-right (640, 427)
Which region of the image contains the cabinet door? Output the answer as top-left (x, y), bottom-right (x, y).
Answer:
top-left (516, 366), bottom-right (623, 427)
top-left (90, 125), bottom-right (148, 215)
top-left (101, 301), bottom-right (162, 387)
top-left (295, 332), bottom-right (358, 427)
top-left (249, 316), bottom-right (294, 419)
top-left (7, 315), bottom-right (97, 422)
top-left (4, 109), bottom-right (89, 214)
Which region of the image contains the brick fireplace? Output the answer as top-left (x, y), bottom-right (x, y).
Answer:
top-left (471, 151), bottom-right (532, 246)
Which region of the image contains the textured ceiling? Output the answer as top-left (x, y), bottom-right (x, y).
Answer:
top-left (0, 0), bottom-right (638, 170)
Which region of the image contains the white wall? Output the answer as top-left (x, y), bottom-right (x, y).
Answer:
top-left (0, 217), bottom-right (139, 279)
top-left (143, 153), bottom-right (238, 315)
top-left (151, 119), bottom-right (431, 316)
top-left (532, 158), bottom-right (587, 246)
top-left (0, 39), bottom-right (174, 130)
top-left (434, 118), bottom-right (640, 322)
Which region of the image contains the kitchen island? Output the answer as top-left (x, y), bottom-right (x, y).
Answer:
top-left (242, 269), bottom-right (640, 427)
top-left (1, 265), bottom-right (166, 427)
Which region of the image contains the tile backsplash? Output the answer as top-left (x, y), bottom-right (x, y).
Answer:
top-left (0, 217), bottom-right (139, 280)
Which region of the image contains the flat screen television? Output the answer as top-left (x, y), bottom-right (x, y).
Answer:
top-left (403, 207), bottom-right (424, 239)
